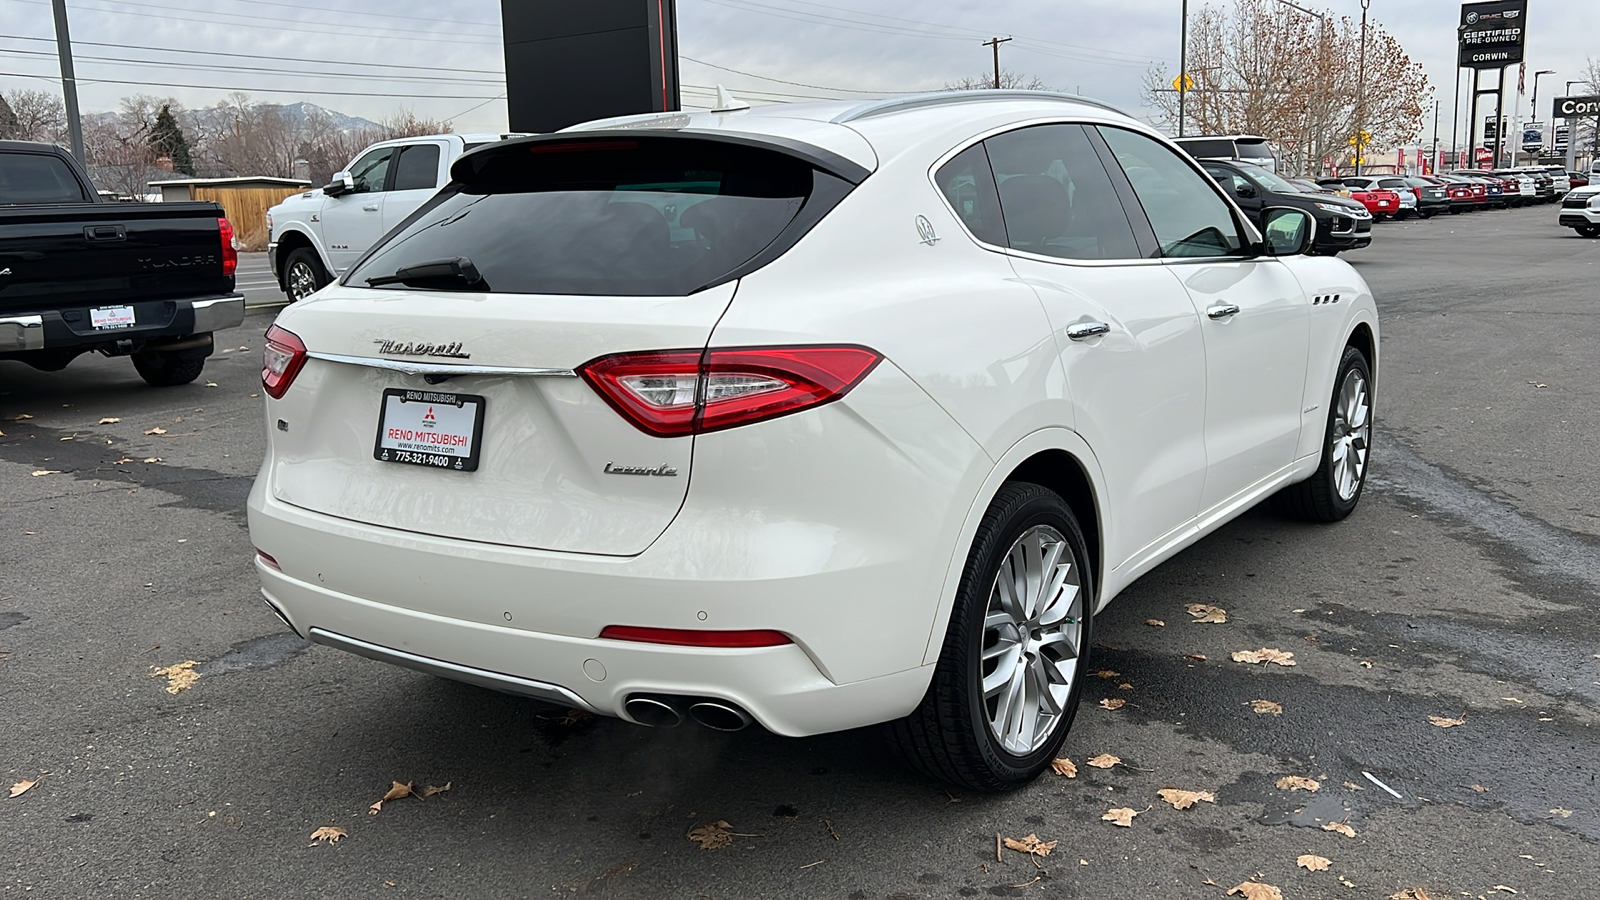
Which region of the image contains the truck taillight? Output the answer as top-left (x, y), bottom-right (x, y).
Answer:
top-left (262, 324), bottom-right (307, 399)
top-left (581, 346), bottom-right (882, 437)
top-left (218, 217), bottom-right (238, 276)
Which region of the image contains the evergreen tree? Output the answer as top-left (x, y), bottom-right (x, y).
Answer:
top-left (0, 93), bottom-right (19, 140)
top-left (148, 104), bottom-right (195, 175)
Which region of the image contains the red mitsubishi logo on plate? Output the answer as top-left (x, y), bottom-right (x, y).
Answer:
top-left (423, 407), bottom-right (437, 425)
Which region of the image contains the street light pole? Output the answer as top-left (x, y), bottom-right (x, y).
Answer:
top-left (1531, 69), bottom-right (1555, 159)
top-left (1178, 0), bottom-right (1188, 137)
top-left (1355, 0), bottom-right (1370, 176)
top-left (1566, 80), bottom-right (1582, 173)
top-left (50, 0), bottom-right (85, 161)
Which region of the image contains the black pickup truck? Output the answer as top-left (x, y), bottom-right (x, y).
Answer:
top-left (0, 140), bottom-right (243, 386)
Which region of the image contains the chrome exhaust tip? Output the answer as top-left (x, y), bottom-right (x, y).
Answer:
top-left (624, 695), bottom-right (683, 728)
top-left (687, 700), bottom-right (753, 732)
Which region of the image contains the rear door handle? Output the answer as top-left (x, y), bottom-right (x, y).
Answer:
top-left (1207, 303), bottom-right (1241, 320)
top-left (362, 204), bottom-right (380, 212)
top-left (83, 224), bottom-right (126, 242)
top-left (1066, 322), bottom-right (1111, 341)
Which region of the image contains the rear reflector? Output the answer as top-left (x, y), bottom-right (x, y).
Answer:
top-left (261, 324), bottom-right (308, 399)
top-left (255, 549), bottom-right (281, 570)
top-left (581, 345), bottom-right (882, 437)
top-left (599, 625), bottom-right (792, 648)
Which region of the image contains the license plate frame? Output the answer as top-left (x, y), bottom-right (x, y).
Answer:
top-left (372, 388), bottom-right (486, 473)
top-left (89, 305), bottom-right (136, 330)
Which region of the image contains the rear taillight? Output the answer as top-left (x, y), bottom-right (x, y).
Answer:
top-left (255, 549), bottom-right (281, 570)
top-left (581, 345), bottom-right (882, 437)
top-left (218, 217), bottom-right (238, 276)
top-left (599, 625), bottom-right (791, 648)
top-left (262, 324), bottom-right (307, 399)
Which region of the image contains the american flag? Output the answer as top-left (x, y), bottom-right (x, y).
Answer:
top-left (1518, 62), bottom-right (1525, 95)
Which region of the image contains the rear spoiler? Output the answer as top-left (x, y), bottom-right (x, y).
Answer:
top-left (450, 130), bottom-right (874, 186)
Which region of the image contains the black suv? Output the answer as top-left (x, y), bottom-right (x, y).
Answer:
top-left (1200, 160), bottom-right (1372, 255)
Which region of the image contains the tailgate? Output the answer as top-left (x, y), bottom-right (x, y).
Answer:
top-left (0, 203), bottom-right (231, 313)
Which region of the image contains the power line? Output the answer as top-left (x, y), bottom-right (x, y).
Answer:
top-left (0, 63), bottom-right (500, 100)
top-left (9, 0), bottom-right (503, 46)
top-left (0, 46), bottom-right (503, 86)
top-left (680, 55), bottom-right (915, 94)
top-left (0, 33), bottom-right (506, 75)
top-left (212, 0), bottom-right (499, 29)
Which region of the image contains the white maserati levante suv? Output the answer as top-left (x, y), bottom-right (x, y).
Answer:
top-left (249, 92), bottom-right (1377, 790)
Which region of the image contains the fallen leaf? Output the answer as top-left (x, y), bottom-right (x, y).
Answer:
top-left (422, 782), bottom-right (451, 797)
top-left (1247, 700), bottom-right (1283, 715)
top-left (1549, 808), bottom-right (1572, 818)
top-left (98, 417), bottom-right (120, 424)
top-left (1100, 807), bottom-right (1138, 827)
top-left (144, 427), bottom-right (167, 435)
top-left (1275, 776), bottom-right (1321, 792)
top-left (12, 414), bottom-right (32, 420)
top-left (1182, 653), bottom-right (1208, 662)
top-left (1470, 784), bottom-right (1490, 793)
top-left (1321, 820), bottom-right (1357, 837)
top-left (1050, 758), bottom-right (1077, 778)
top-left (1156, 788), bottom-right (1215, 810)
top-left (1388, 890), bottom-right (1433, 900)
top-left (1500, 697), bottom-right (1523, 704)
top-left (1185, 603), bottom-right (1228, 623)
top-left (1144, 619), bottom-right (1166, 627)
top-left (112, 458), bottom-right (133, 465)
top-left (1297, 854), bottom-right (1331, 872)
top-left (687, 820), bottom-right (734, 850)
top-left (142, 457), bottom-right (162, 464)
top-left (1428, 715), bottom-right (1465, 728)
top-left (1095, 669), bottom-right (1121, 679)
top-left (150, 660), bottom-right (200, 694)
top-left (1491, 887), bottom-right (1518, 895)
top-left (29, 470), bottom-right (60, 477)
top-left (58, 435), bottom-right (73, 441)
top-left (204, 382), bottom-right (218, 388)
top-left (1232, 648), bottom-right (1296, 666)
top-left (1086, 753), bottom-right (1121, 769)
top-left (1099, 698), bottom-right (1126, 710)
top-left (369, 781), bottom-right (416, 814)
top-left (9, 779), bottom-right (37, 798)
top-left (1227, 882), bottom-right (1283, 900)
top-left (1003, 833), bottom-right (1057, 856)
top-left (309, 826), bottom-right (346, 845)
top-left (1359, 659), bottom-right (1374, 668)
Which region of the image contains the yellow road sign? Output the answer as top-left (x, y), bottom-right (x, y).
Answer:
top-left (1172, 74), bottom-right (1195, 93)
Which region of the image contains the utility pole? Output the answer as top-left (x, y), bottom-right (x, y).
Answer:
top-left (1431, 99), bottom-right (1439, 174)
top-left (1354, 0), bottom-right (1370, 176)
top-left (1566, 81), bottom-right (1582, 174)
top-left (1450, 68), bottom-right (1462, 170)
top-left (51, 0), bottom-right (85, 161)
top-left (1178, 0), bottom-right (1188, 137)
top-left (982, 37), bottom-right (1012, 90)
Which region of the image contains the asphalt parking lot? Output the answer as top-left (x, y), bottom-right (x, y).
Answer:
top-left (3, 207), bottom-right (1598, 899)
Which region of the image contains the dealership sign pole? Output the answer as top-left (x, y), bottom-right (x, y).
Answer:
top-left (1458, 1), bottom-right (1527, 169)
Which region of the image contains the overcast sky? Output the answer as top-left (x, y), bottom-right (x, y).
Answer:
top-left (2, 0), bottom-right (1593, 145)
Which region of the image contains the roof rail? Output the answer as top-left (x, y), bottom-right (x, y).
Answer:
top-left (830, 90), bottom-right (1127, 125)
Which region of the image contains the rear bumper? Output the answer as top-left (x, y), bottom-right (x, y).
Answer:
top-left (248, 493), bottom-right (936, 737)
top-left (0, 295), bottom-right (243, 355)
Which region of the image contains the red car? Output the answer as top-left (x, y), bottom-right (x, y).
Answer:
top-left (1420, 175), bottom-right (1476, 213)
top-left (1349, 187), bottom-right (1403, 219)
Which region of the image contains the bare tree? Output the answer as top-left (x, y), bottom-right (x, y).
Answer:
top-left (945, 71), bottom-right (1050, 92)
top-left (2, 90), bottom-right (67, 144)
top-left (378, 109), bottom-right (454, 139)
top-left (1144, 0), bottom-right (1428, 174)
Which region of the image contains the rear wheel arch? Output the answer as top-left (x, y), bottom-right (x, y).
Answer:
top-left (1005, 449), bottom-right (1103, 606)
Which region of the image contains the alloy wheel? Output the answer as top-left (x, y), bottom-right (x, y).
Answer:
top-left (980, 525), bottom-right (1085, 756)
top-left (1330, 368), bottom-right (1371, 501)
top-left (287, 261), bottom-right (320, 301)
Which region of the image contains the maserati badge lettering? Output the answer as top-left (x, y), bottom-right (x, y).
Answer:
top-left (373, 339), bottom-right (471, 359)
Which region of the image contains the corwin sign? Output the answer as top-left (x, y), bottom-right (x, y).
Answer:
top-left (1552, 96), bottom-right (1600, 119)
top-left (1458, 0), bottom-right (1527, 69)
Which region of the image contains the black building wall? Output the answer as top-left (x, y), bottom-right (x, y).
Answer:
top-left (501, 0), bottom-right (680, 133)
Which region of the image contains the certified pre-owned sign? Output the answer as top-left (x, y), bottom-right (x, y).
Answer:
top-left (1553, 96), bottom-right (1600, 119)
top-left (1458, 0), bottom-right (1527, 69)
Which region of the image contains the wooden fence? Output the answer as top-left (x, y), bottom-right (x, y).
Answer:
top-left (193, 186), bottom-right (308, 252)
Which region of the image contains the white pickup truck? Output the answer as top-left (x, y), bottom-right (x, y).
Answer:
top-left (267, 133), bottom-right (521, 301)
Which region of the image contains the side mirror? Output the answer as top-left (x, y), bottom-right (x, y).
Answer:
top-left (1236, 183), bottom-right (1259, 200)
top-left (323, 172), bottom-right (355, 196)
top-left (1259, 207), bottom-right (1315, 257)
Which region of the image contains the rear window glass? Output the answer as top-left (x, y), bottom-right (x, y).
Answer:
top-left (1175, 139), bottom-right (1233, 159)
top-left (1234, 139), bottom-right (1274, 160)
top-left (0, 152), bottom-right (86, 204)
top-left (349, 138), bottom-right (817, 296)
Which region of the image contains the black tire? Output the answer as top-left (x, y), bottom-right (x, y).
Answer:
top-left (885, 483), bottom-right (1093, 792)
top-left (1577, 224), bottom-right (1600, 238)
top-left (132, 350), bottom-right (206, 387)
top-left (283, 247), bottom-right (330, 302)
top-left (1276, 345), bottom-right (1372, 522)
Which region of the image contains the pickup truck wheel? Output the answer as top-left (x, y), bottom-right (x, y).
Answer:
top-left (885, 483), bottom-right (1092, 791)
top-left (132, 351), bottom-right (206, 387)
top-left (284, 248), bottom-right (329, 302)
top-left (1577, 225), bottom-right (1600, 238)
